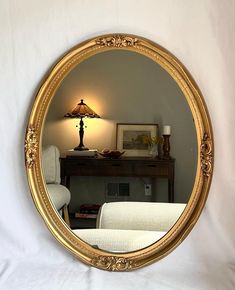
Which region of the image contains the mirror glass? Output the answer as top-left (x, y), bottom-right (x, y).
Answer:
top-left (42, 50), bottom-right (197, 253)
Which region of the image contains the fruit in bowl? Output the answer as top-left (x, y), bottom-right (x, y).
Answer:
top-left (99, 149), bottom-right (125, 159)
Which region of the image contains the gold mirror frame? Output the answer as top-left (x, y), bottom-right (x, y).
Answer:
top-left (25, 34), bottom-right (213, 271)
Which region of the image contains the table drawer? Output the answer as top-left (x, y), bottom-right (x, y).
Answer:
top-left (134, 162), bottom-right (169, 177)
top-left (99, 161), bottom-right (133, 176)
top-left (63, 159), bottom-right (134, 176)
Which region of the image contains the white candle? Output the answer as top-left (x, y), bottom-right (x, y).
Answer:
top-left (163, 125), bottom-right (171, 135)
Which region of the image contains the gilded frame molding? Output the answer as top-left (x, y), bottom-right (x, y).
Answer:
top-left (25, 34), bottom-right (213, 271)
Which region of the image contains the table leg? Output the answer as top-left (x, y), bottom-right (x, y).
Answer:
top-left (168, 178), bottom-right (174, 203)
top-left (66, 176), bottom-right (71, 189)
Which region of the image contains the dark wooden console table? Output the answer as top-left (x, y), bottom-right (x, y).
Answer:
top-left (61, 156), bottom-right (175, 203)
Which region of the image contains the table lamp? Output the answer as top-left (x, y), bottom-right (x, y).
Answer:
top-left (64, 99), bottom-right (100, 150)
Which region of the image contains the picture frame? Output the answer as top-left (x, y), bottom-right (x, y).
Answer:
top-left (116, 123), bottom-right (158, 157)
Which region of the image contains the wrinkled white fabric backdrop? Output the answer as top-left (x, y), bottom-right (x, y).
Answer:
top-left (0, 0), bottom-right (235, 289)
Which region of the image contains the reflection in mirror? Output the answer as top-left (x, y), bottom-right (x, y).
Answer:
top-left (42, 50), bottom-right (197, 252)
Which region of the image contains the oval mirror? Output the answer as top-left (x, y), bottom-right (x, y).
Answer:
top-left (25, 34), bottom-right (213, 271)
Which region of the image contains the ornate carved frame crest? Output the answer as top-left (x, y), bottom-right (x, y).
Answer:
top-left (25, 34), bottom-right (213, 271)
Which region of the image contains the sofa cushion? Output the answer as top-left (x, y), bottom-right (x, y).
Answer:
top-left (73, 228), bottom-right (166, 252)
top-left (97, 201), bottom-right (186, 232)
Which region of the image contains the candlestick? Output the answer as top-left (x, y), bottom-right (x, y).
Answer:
top-left (163, 125), bottom-right (171, 135)
top-left (162, 135), bottom-right (171, 159)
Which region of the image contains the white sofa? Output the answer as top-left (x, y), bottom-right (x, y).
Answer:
top-left (74, 201), bottom-right (186, 252)
top-left (42, 145), bottom-right (71, 225)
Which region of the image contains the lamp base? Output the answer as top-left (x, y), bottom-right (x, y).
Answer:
top-left (74, 145), bottom-right (89, 151)
top-left (67, 149), bottom-right (97, 157)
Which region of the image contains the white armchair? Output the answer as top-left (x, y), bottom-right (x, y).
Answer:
top-left (42, 145), bottom-right (71, 225)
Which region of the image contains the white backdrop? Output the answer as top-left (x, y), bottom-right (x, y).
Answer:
top-left (0, 1), bottom-right (235, 289)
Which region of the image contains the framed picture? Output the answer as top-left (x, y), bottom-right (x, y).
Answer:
top-left (116, 123), bottom-right (158, 157)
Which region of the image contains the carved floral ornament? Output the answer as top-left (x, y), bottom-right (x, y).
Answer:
top-left (25, 125), bottom-right (38, 168)
top-left (96, 35), bottom-right (139, 47)
top-left (91, 256), bottom-right (134, 271)
top-left (200, 133), bottom-right (213, 178)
